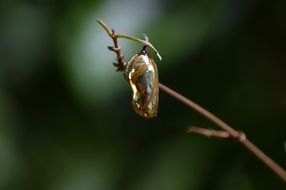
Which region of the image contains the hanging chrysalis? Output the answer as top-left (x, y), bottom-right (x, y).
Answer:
top-left (124, 46), bottom-right (159, 119)
top-left (96, 19), bottom-right (162, 118)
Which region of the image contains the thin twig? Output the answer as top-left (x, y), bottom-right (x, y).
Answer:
top-left (97, 19), bottom-right (162, 61)
top-left (159, 83), bottom-right (286, 182)
top-left (97, 19), bottom-right (286, 182)
top-left (159, 84), bottom-right (241, 138)
top-left (187, 126), bottom-right (230, 138)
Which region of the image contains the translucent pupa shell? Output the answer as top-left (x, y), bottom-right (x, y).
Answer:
top-left (124, 48), bottom-right (159, 119)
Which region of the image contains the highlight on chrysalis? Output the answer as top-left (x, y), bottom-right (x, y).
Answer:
top-left (124, 45), bottom-right (160, 119)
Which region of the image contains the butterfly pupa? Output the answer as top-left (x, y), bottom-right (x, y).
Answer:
top-left (124, 46), bottom-right (159, 119)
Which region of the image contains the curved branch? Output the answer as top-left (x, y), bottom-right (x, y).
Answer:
top-left (97, 19), bottom-right (162, 60)
top-left (159, 83), bottom-right (286, 182)
top-left (97, 18), bottom-right (286, 182)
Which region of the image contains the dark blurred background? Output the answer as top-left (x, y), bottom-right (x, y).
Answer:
top-left (0, 0), bottom-right (285, 189)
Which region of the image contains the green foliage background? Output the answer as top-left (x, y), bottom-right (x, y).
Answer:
top-left (0, 0), bottom-right (285, 189)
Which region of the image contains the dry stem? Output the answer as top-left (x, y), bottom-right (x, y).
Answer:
top-left (187, 126), bottom-right (231, 138)
top-left (160, 80), bottom-right (286, 182)
top-left (97, 19), bottom-right (286, 182)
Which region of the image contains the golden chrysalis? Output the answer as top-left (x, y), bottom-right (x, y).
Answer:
top-left (124, 46), bottom-right (159, 119)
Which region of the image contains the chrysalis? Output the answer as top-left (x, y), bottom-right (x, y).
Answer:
top-left (124, 46), bottom-right (159, 119)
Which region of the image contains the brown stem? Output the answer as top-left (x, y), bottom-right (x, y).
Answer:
top-left (159, 83), bottom-right (286, 182)
top-left (109, 29), bottom-right (126, 71)
top-left (187, 126), bottom-right (230, 138)
top-left (97, 19), bottom-right (286, 182)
